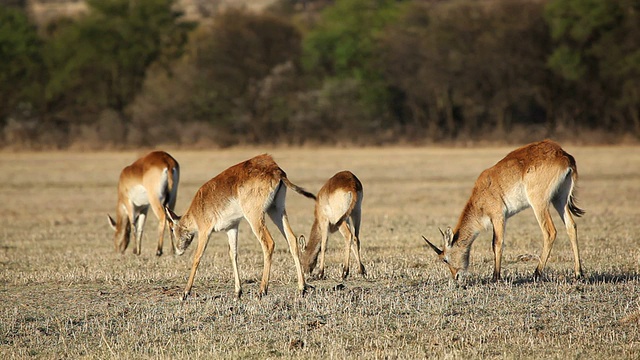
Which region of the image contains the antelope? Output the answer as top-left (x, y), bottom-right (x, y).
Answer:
top-left (108, 151), bottom-right (180, 256)
top-left (298, 171), bottom-right (366, 279)
top-left (423, 140), bottom-right (584, 281)
top-left (164, 154), bottom-right (316, 300)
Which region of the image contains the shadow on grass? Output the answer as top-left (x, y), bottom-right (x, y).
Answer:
top-left (464, 270), bottom-right (640, 287)
top-left (582, 271), bottom-right (640, 284)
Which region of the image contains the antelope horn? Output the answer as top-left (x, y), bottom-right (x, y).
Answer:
top-left (438, 227), bottom-right (445, 237)
top-left (298, 235), bottom-right (307, 252)
top-left (422, 236), bottom-right (443, 255)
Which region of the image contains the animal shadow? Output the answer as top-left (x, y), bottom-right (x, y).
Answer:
top-left (458, 269), bottom-right (640, 287)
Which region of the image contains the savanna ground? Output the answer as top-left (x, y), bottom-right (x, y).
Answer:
top-left (1, 145), bottom-right (639, 359)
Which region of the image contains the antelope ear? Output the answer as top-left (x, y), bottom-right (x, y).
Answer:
top-left (422, 236), bottom-right (443, 255)
top-left (298, 235), bottom-right (307, 252)
top-left (444, 227), bottom-right (454, 246)
top-left (107, 214), bottom-right (117, 230)
top-left (164, 206), bottom-right (180, 224)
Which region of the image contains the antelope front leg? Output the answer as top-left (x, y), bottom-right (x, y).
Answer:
top-left (133, 212), bottom-right (147, 256)
top-left (317, 224), bottom-right (330, 279)
top-left (182, 233), bottom-right (210, 301)
top-left (149, 196), bottom-right (168, 256)
top-left (491, 219), bottom-right (505, 282)
top-left (226, 227), bottom-right (242, 299)
top-left (156, 218), bottom-right (167, 256)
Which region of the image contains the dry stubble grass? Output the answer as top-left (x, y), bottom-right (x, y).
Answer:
top-left (0, 146), bottom-right (639, 359)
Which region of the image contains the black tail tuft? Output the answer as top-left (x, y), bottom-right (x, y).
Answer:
top-left (568, 194), bottom-right (585, 217)
top-left (282, 177), bottom-right (317, 200)
top-left (293, 185), bottom-right (317, 200)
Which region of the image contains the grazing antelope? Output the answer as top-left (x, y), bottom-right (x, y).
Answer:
top-left (298, 171), bottom-right (366, 279)
top-left (108, 151), bottom-right (180, 256)
top-left (423, 140), bottom-right (584, 281)
top-left (164, 154), bottom-right (316, 300)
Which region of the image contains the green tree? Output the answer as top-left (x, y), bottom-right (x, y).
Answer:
top-left (0, 6), bottom-right (44, 123)
top-left (380, 0), bottom-right (555, 139)
top-left (546, 0), bottom-right (640, 135)
top-left (303, 0), bottom-right (403, 123)
top-left (44, 0), bottom-right (193, 123)
top-left (186, 9), bottom-right (303, 143)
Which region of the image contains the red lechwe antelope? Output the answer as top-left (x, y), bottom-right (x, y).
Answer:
top-left (298, 171), bottom-right (366, 279)
top-left (422, 140), bottom-right (584, 281)
top-left (108, 151), bottom-right (180, 256)
top-left (164, 154), bottom-right (316, 300)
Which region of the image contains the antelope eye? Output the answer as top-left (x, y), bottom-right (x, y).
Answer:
top-left (442, 258), bottom-right (449, 264)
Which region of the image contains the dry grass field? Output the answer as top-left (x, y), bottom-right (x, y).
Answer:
top-left (1, 145), bottom-right (639, 359)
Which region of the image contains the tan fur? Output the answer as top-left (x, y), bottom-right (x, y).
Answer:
top-left (423, 140), bottom-right (584, 281)
top-left (164, 154), bottom-right (315, 300)
top-left (108, 151), bottom-right (180, 256)
top-left (299, 171), bottom-right (365, 279)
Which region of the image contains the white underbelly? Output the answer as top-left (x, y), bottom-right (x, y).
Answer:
top-left (213, 200), bottom-right (244, 232)
top-left (129, 185), bottom-right (150, 207)
top-left (503, 184), bottom-right (530, 218)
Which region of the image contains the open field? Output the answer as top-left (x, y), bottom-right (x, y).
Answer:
top-left (1, 145), bottom-right (639, 359)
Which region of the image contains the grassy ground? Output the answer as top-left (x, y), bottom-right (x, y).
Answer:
top-left (1, 145), bottom-right (638, 359)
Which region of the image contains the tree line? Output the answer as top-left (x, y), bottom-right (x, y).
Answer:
top-left (1, 0), bottom-right (638, 149)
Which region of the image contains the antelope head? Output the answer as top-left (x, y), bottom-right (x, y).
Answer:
top-left (107, 213), bottom-right (131, 253)
top-left (164, 206), bottom-right (195, 256)
top-left (297, 235), bottom-right (315, 274)
top-left (422, 227), bottom-right (470, 281)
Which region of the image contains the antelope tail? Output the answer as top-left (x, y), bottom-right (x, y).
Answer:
top-left (567, 155), bottom-right (585, 218)
top-left (282, 177), bottom-right (317, 200)
top-left (163, 164), bottom-right (180, 209)
top-left (168, 164), bottom-right (179, 192)
top-left (568, 194), bottom-right (584, 217)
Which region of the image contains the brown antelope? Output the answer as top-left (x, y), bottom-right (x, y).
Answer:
top-left (164, 154), bottom-right (316, 300)
top-left (108, 151), bottom-right (180, 256)
top-left (423, 140), bottom-right (584, 281)
top-left (298, 171), bottom-right (366, 279)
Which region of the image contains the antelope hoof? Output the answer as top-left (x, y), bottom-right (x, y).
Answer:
top-left (341, 267), bottom-right (350, 280)
top-left (301, 284), bottom-right (315, 296)
top-left (180, 292), bottom-right (189, 302)
top-left (258, 288), bottom-right (268, 299)
top-left (492, 273), bottom-right (502, 282)
top-left (533, 269), bottom-right (544, 281)
top-left (156, 249), bottom-right (163, 257)
top-left (235, 289), bottom-right (243, 300)
top-left (359, 265), bottom-right (367, 277)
